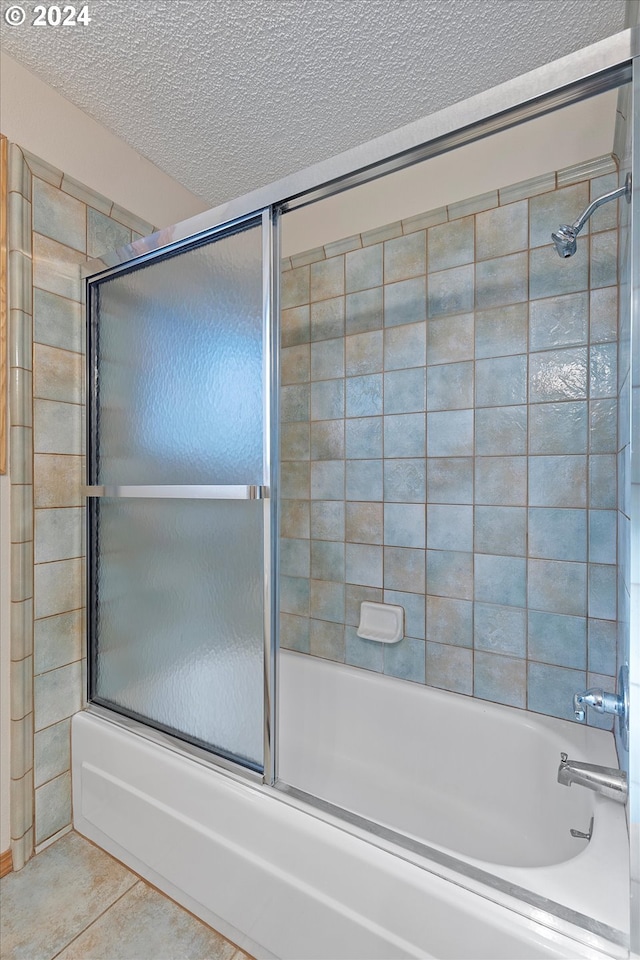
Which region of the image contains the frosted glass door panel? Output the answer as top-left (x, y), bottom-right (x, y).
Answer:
top-left (93, 222), bottom-right (263, 485)
top-left (91, 498), bottom-right (264, 768)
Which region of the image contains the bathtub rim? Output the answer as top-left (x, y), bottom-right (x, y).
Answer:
top-left (81, 696), bottom-right (629, 954)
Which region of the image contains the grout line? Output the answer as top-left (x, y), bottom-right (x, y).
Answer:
top-left (49, 878), bottom-right (141, 960)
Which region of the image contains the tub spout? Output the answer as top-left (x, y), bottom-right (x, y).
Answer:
top-left (557, 752), bottom-right (628, 804)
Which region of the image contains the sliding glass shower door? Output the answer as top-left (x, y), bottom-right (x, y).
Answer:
top-left (85, 212), bottom-right (275, 775)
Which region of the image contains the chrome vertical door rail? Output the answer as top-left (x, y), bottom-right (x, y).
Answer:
top-left (629, 46), bottom-right (640, 960)
top-left (262, 206), bottom-right (279, 786)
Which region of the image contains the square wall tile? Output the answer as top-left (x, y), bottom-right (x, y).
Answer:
top-left (281, 499), bottom-right (310, 540)
top-left (347, 459), bottom-right (383, 501)
top-left (34, 661), bottom-right (82, 731)
top-left (476, 355), bottom-right (527, 407)
top-left (587, 618), bottom-right (617, 675)
top-left (588, 563), bottom-right (616, 620)
top-left (475, 406), bottom-right (527, 456)
top-left (281, 422), bottom-right (310, 461)
top-left (345, 417), bottom-right (383, 459)
top-left (474, 554), bottom-right (526, 607)
top-left (35, 772), bottom-right (71, 845)
top-left (86, 208), bottom-right (130, 260)
top-left (528, 508), bottom-right (587, 562)
top-left (384, 322), bottom-right (426, 371)
top-left (589, 343), bottom-right (617, 400)
top-left (280, 461), bottom-right (309, 499)
top-left (281, 265), bottom-right (310, 309)
top-left (311, 338), bottom-right (344, 381)
top-left (309, 619), bottom-right (345, 661)
top-left (34, 507), bottom-right (84, 564)
top-left (476, 252), bottom-right (527, 309)
top-left (384, 232), bottom-right (426, 283)
top-left (311, 256), bottom-right (344, 301)
top-left (529, 293), bottom-right (588, 351)
top-left (528, 559), bottom-right (587, 616)
top-left (280, 613), bottom-right (310, 653)
top-left (590, 287), bottom-right (617, 344)
top-left (428, 217), bottom-right (474, 272)
top-left (310, 580), bottom-right (345, 622)
top-left (527, 610), bottom-right (586, 669)
top-left (346, 374), bottom-right (383, 417)
top-left (427, 314), bottom-right (474, 368)
top-left (346, 245), bottom-right (383, 294)
top-left (588, 510), bottom-right (616, 564)
top-left (475, 303), bottom-right (527, 359)
top-left (34, 609), bottom-right (83, 675)
top-left (590, 231), bottom-right (617, 289)
top-left (529, 401), bottom-right (587, 455)
top-left (476, 201), bottom-right (528, 261)
top-left (281, 345), bottom-right (310, 385)
top-left (426, 595), bottom-right (472, 647)
top-left (311, 297), bottom-right (344, 341)
top-left (33, 179), bottom-right (86, 252)
top-left (426, 642), bottom-right (472, 695)
top-left (280, 576), bottom-right (310, 617)
top-left (589, 399), bottom-right (617, 454)
top-left (384, 459), bottom-right (426, 502)
top-left (310, 500), bottom-right (344, 541)
top-left (34, 719), bottom-right (70, 788)
top-left (589, 455), bottom-right (616, 509)
top-left (427, 458), bottom-right (473, 504)
top-left (384, 637), bottom-right (425, 683)
top-left (385, 503), bottom-right (426, 548)
top-left (530, 240), bottom-right (588, 301)
top-left (311, 379), bottom-right (344, 420)
top-left (427, 410), bottom-right (473, 457)
top-left (529, 347), bottom-right (588, 402)
top-left (474, 652), bottom-right (526, 707)
top-left (310, 460), bottom-right (344, 500)
top-left (384, 368), bottom-right (426, 415)
top-left (474, 603), bottom-right (526, 658)
top-left (345, 584), bottom-right (383, 626)
top-left (345, 627), bottom-right (383, 672)
top-left (385, 276), bottom-right (427, 327)
top-left (427, 504), bottom-right (472, 552)
top-left (34, 399), bottom-right (83, 455)
top-left (310, 420), bottom-right (344, 461)
top-left (384, 589), bottom-right (425, 639)
top-left (383, 413), bottom-right (425, 458)
top-left (528, 661), bottom-right (586, 722)
top-left (475, 457), bottom-right (527, 505)
top-left (346, 330), bottom-right (383, 376)
top-left (529, 183), bottom-right (589, 248)
top-left (311, 539), bottom-right (344, 582)
top-left (427, 361), bottom-right (473, 411)
top-left (281, 384), bottom-right (309, 422)
top-left (426, 549), bottom-right (473, 600)
top-left (34, 557), bottom-right (83, 620)
top-left (282, 305), bottom-right (310, 347)
top-left (474, 506), bottom-right (526, 556)
top-left (384, 546), bottom-right (426, 594)
top-left (346, 544), bottom-right (383, 587)
top-left (529, 455), bottom-right (586, 507)
top-left (280, 538), bottom-right (310, 578)
top-left (427, 264), bottom-right (474, 318)
top-left (346, 502), bottom-right (383, 545)
top-left (346, 288), bottom-right (383, 335)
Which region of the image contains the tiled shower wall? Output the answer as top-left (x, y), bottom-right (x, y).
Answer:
top-left (280, 155), bottom-right (620, 726)
top-left (7, 143), bottom-right (153, 865)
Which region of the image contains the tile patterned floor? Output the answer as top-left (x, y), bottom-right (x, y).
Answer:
top-left (0, 831), bottom-right (252, 960)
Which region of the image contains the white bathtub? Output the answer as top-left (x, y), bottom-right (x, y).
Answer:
top-left (72, 650), bottom-right (630, 959)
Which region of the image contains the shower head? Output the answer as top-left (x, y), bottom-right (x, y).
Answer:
top-left (551, 173), bottom-right (632, 259)
top-left (551, 224), bottom-right (578, 258)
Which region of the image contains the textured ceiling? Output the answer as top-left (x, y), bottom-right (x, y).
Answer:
top-left (0, 0), bottom-right (629, 206)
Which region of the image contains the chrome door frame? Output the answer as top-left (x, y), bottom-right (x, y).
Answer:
top-left (83, 25), bottom-right (639, 950)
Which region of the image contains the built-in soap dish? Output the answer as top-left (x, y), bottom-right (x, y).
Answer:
top-left (357, 601), bottom-right (404, 644)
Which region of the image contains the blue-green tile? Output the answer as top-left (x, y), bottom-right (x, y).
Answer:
top-left (383, 459), bottom-right (426, 502)
top-left (528, 559), bottom-right (587, 616)
top-left (310, 420), bottom-right (343, 460)
top-left (588, 510), bottom-right (616, 564)
top-left (528, 661), bottom-right (586, 721)
top-left (427, 264), bottom-right (474, 318)
top-left (474, 651), bottom-right (526, 707)
top-left (346, 244), bottom-right (382, 293)
top-left (427, 361), bottom-right (473, 410)
top-left (383, 413), bottom-right (425, 458)
top-left (280, 613), bottom-right (310, 652)
top-left (310, 580), bottom-right (345, 623)
top-left (311, 296), bottom-right (344, 341)
top-left (345, 330), bottom-right (383, 375)
top-left (529, 347), bottom-right (588, 402)
top-left (385, 503), bottom-right (425, 548)
top-left (527, 610), bottom-right (586, 669)
top-left (474, 603), bottom-right (526, 657)
top-left (476, 355), bottom-right (527, 407)
top-left (476, 252), bottom-right (527, 309)
top-left (281, 265), bottom-right (309, 309)
top-left (345, 626), bottom-right (383, 672)
top-left (310, 500), bottom-right (344, 541)
top-left (589, 343), bottom-right (617, 399)
top-left (384, 637), bottom-right (425, 683)
top-left (529, 292), bottom-right (588, 351)
top-left (427, 457), bottom-right (473, 504)
top-left (346, 374), bottom-right (383, 417)
top-left (427, 504), bottom-right (472, 552)
top-left (590, 231), bottom-right (617, 289)
top-left (309, 618), bottom-right (345, 661)
top-left (280, 461), bottom-right (309, 499)
top-left (346, 288), bottom-right (383, 335)
top-left (280, 538), bottom-right (310, 578)
top-left (475, 302), bottom-right (527, 358)
top-left (427, 410), bottom-right (473, 456)
top-left (475, 406), bottom-right (527, 455)
top-left (426, 596), bottom-right (472, 647)
top-left (346, 501), bottom-right (383, 544)
top-left (311, 256), bottom-right (344, 301)
top-left (588, 563), bottom-right (616, 620)
top-left (311, 539), bottom-right (344, 582)
top-left (346, 459), bottom-right (383, 501)
top-left (426, 641), bottom-right (472, 694)
top-left (590, 287), bottom-right (617, 344)
top-left (345, 416), bottom-right (383, 459)
top-left (384, 321), bottom-right (426, 370)
top-left (475, 457), bottom-right (527, 505)
top-left (589, 399), bottom-right (617, 453)
top-left (528, 508), bottom-right (587, 561)
top-left (475, 554), bottom-right (526, 607)
top-left (384, 232), bottom-right (426, 282)
top-left (427, 313), bottom-right (474, 365)
top-left (311, 337), bottom-right (344, 380)
top-left (384, 546), bottom-right (426, 593)
top-left (310, 460), bottom-right (344, 500)
top-left (280, 576), bottom-right (310, 616)
top-left (587, 618), bottom-right (617, 675)
top-left (384, 589), bottom-right (425, 639)
top-left (311, 378), bottom-right (344, 420)
top-left (346, 543), bottom-right (383, 587)
top-left (474, 505), bottom-right (526, 556)
top-left (530, 182), bottom-right (589, 248)
top-left (529, 455), bottom-right (586, 507)
top-left (428, 217), bottom-right (474, 272)
top-left (530, 240), bottom-right (588, 300)
top-left (476, 201), bottom-right (527, 261)
top-left (426, 549), bottom-right (472, 600)
top-left (529, 401), bottom-right (587, 455)
top-left (384, 368), bottom-right (426, 414)
top-left (589, 455), bottom-right (616, 508)
top-left (281, 384), bottom-right (309, 422)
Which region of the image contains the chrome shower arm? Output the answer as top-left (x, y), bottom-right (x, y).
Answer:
top-left (571, 175), bottom-right (631, 236)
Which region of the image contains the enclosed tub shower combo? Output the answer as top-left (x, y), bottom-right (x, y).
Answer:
top-left (73, 29), bottom-right (639, 960)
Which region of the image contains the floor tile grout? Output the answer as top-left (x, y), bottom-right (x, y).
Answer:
top-left (49, 879), bottom-right (142, 960)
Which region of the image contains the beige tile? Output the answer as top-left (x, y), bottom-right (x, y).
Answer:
top-left (34, 557), bottom-right (84, 620)
top-left (33, 233), bottom-right (85, 302)
top-left (9, 427), bottom-right (33, 484)
top-left (34, 609), bottom-right (84, 674)
top-left (11, 541), bottom-right (33, 601)
top-left (0, 832), bottom-right (137, 960)
top-left (8, 191), bottom-right (32, 256)
top-left (402, 207), bottom-right (448, 233)
top-left (10, 484), bottom-right (33, 544)
top-left (35, 773), bottom-right (72, 845)
top-left (9, 367), bottom-right (32, 427)
top-left (110, 204), bottom-right (154, 236)
top-left (35, 718), bottom-right (71, 788)
top-left (10, 712), bottom-right (33, 781)
top-left (290, 246), bottom-right (325, 268)
top-left (35, 507), bottom-right (84, 564)
top-left (34, 454), bottom-right (84, 508)
top-left (361, 221), bottom-right (402, 246)
top-left (8, 143), bottom-right (32, 200)
top-left (61, 174), bottom-right (113, 215)
top-left (34, 344), bottom-right (83, 403)
top-left (57, 879), bottom-right (240, 960)
top-left (23, 150), bottom-right (63, 187)
top-left (34, 399), bottom-right (83, 455)
top-left (11, 599), bottom-right (33, 661)
top-left (34, 661), bottom-right (82, 730)
top-left (9, 250), bottom-right (33, 315)
top-left (33, 178), bottom-right (86, 253)
top-left (10, 771), bottom-right (33, 842)
top-left (10, 657), bottom-right (32, 721)
top-left (324, 234), bottom-right (361, 258)
top-left (9, 308), bottom-right (33, 370)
